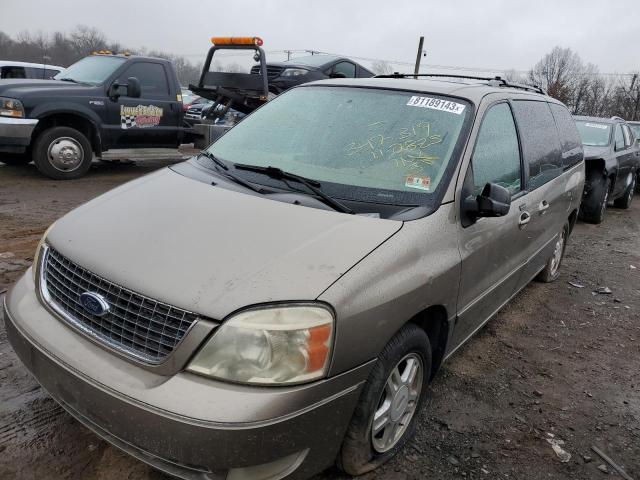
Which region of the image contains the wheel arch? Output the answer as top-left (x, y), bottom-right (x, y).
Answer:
top-left (407, 305), bottom-right (449, 379)
top-left (33, 112), bottom-right (102, 155)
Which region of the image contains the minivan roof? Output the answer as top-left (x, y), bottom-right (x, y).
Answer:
top-left (303, 76), bottom-right (555, 104)
top-left (0, 60), bottom-right (64, 70)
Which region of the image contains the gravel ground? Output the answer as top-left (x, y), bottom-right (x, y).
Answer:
top-left (1, 159), bottom-right (639, 480)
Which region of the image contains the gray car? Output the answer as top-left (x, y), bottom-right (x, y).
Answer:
top-left (4, 75), bottom-right (585, 479)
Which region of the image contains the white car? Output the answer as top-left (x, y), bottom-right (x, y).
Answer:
top-left (0, 60), bottom-right (64, 80)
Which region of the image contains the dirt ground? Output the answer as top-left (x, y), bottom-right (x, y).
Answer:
top-left (1, 160), bottom-right (639, 480)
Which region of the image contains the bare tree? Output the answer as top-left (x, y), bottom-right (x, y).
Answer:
top-left (69, 25), bottom-right (107, 56)
top-left (371, 60), bottom-right (393, 75)
top-left (529, 47), bottom-right (584, 107)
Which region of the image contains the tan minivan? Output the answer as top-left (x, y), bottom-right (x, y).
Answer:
top-left (5, 75), bottom-right (584, 479)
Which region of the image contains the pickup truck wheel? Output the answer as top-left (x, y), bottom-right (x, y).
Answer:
top-left (338, 324), bottom-right (431, 475)
top-left (32, 126), bottom-right (92, 180)
top-left (536, 221), bottom-right (569, 283)
top-left (613, 174), bottom-right (635, 209)
top-left (580, 176), bottom-right (610, 224)
top-left (0, 153), bottom-right (30, 166)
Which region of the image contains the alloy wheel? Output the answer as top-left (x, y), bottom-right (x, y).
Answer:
top-left (371, 353), bottom-right (423, 453)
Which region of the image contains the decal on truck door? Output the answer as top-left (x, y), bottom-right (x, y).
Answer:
top-left (120, 104), bottom-right (164, 129)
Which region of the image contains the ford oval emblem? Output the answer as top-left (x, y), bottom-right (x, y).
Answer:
top-left (79, 292), bottom-right (110, 317)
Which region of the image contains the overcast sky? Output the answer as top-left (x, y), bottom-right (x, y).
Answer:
top-left (3, 0), bottom-right (639, 74)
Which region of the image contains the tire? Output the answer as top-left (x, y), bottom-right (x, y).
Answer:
top-left (338, 324), bottom-right (432, 476)
top-left (32, 126), bottom-right (93, 180)
top-left (0, 152), bottom-right (30, 166)
top-left (580, 176), bottom-right (610, 224)
top-left (613, 174), bottom-right (636, 209)
top-left (536, 221), bottom-right (569, 283)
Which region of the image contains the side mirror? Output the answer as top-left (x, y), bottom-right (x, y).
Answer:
top-left (464, 182), bottom-right (511, 221)
top-left (329, 72), bottom-right (347, 79)
top-left (108, 76), bottom-right (141, 99)
top-left (125, 77), bottom-right (141, 98)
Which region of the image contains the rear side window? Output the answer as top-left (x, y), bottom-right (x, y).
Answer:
top-left (549, 103), bottom-right (583, 168)
top-left (471, 103), bottom-right (522, 195)
top-left (120, 62), bottom-right (170, 98)
top-left (623, 124), bottom-right (633, 147)
top-left (26, 67), bottom-right (45, 79)
top-left (615, 124), bottom-right (625, 150)
top-left (512, 100), bottom-right (563, 190)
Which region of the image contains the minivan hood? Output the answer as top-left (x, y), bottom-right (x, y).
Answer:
top-left (47, 168), bottom-right (402, 320)
top-left (583, 145), bottom-right (610, 160)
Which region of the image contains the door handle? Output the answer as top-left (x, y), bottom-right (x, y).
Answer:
top-left (518, 211), bottom-right (531, 228)
top-left (538, 200), bottom-right (550, 214)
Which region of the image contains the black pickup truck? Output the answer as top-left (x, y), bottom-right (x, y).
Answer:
top-left (0, 53), bottom-right (195, 179)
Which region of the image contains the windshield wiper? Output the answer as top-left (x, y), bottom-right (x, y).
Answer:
top-left (198, 151), bottom-right (264, 194)
top-left (58, 77), bottom-right (78, 83)
top-left (234, 164), bottom-right (355, 214)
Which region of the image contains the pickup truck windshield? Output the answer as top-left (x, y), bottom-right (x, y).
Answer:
top-left (575, 120), bottom-right (611, 147)
top-left (207, 86), bottom-right (470, 205)
top-left (53, 56), bottom-right (127, 85)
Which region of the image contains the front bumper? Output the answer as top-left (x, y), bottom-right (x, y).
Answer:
top-left (4, 273), bottom-right (373, 480)
top-left (0, 117), bottom-right (38, 153)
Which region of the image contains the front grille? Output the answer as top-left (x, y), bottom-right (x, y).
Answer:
top-left (41, 247), bottom-right (199, 363)
top-left (250, 65), bottom-right (284, 79)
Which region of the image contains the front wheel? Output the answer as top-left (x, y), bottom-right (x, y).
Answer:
top-left (32, 126), bottom-right (93, 180)
top-left (338, 324), bottom-right (431, 475)
top-left (580, 176), bottom-right (610, 224)
top-left (613, 174), bottom-right (636, 209)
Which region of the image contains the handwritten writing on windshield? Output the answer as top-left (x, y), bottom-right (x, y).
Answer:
top-left (344, 121), bottom-right (443, 173)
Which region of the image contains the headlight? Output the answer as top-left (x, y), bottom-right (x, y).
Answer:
top-left (0, 97), bottom-right (25, 118)
top-left (32, 223), bottom-right (55, 282)
top-left (280, 68), bottom-right (309, 77)
top-left (187, 304), bottom-right (334, 385)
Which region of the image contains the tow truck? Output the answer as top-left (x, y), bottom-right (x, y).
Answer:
top-left (0, 39), bottom-right (270, 179)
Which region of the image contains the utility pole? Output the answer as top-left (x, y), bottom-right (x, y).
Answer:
top-left (632, 74), bottom-right (640, 121)
top-left (414, 36), bottom-right (424, 79)
top-left (285, 50), bottom-right (292, 61)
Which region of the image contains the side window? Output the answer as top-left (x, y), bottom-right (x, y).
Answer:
top-left (472, 103), bottom-right (522, 195)
top-left (549, 103), bottom-right (583, 168)
top-left (511, 100), bottom-right (563, 190)
top-left (26, 67), bottom-right (45, 79)
top-left (332, 62), bottom-right (356, 78)
top-left (623, 124), bottom-right (633, 148)
top-left (119, 62), bottom-right (170, 98)
top-left (1, 66), bottom-right (26, 79)
top-left (615, 124), bottom-right (625, 150)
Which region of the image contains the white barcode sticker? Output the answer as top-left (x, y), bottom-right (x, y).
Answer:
top-left (407, 96), bottom-right (466, 115)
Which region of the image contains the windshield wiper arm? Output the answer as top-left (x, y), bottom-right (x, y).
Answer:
top-left (234, 164), bottom-right (355, 214)
top-left (198, 151), bottom-right (264, 194)
top-left (58, 77), bottom-right (78, 83)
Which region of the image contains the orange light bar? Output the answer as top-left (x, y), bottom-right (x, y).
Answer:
top-left (211, 36), bottom-right (263, 47)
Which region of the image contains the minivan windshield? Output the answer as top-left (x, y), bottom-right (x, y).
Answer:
top-left (53, 56), bottom-right (127, 85)
top-left (575, 120), bottom-right (611, 146)
top-left (207, 86), bottom-right (470, 205)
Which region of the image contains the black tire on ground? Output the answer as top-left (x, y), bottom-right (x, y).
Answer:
top-left (0, 152), bottom-right (31, 166)
top-left (580, 176), bottom-right (610, 224)
top-left (613, 174), bottom-right (636, 209)
top-left (337, 323), bottom-right (432, 476)
top-left (536, 221), bottom-right (570, 283)
top-left (32, 126), bottom-right (93, 180)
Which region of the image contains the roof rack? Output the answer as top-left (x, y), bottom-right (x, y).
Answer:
top-left (374, 73), bottom-right (546, 95)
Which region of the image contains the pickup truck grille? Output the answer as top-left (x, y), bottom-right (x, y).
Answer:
top-left (250, 65), bottom-right (284, 79)
top-left (40, 247), bottom-right (199, 363)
